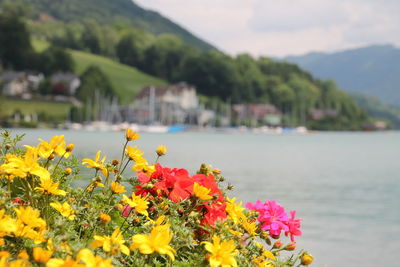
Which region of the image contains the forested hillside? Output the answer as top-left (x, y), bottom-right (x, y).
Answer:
top-left (350, 93), bottom-right (400, 128)
top-left (285, 45), bottom-right (400, 106)
top-left (0, 0), bottom-right (372, 130)
top-left (0, 0), bottom-right (214, 51)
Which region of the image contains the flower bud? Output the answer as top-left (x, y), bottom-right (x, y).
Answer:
top-left (144, 183), bottom-right (154, 189)
top-left (219, 176), bottom-right (225, 182)
top-left (48, 153), bottom-right (55, 160)
top-left (66, 144), bottom-right (74, 152)
top-left (99, 213), bottom-right (111, 224)
top-left (65, 168), bottom-right (72, 175)
top-left (301, 253), bottom-right (314, 265)
top-left (5, 143), bottom-right (11, 150)
top-left (273, 240), bottom-right (283, 249)
top-left (284, 242), bottom-right (296, 251)
top-left (212, 168), bottom-right (222, 175)
top-left (112, 159), bottom-right (119, 166)
top-left (156, 145), bottom-right (167, 156)
top-left (227, 184), bottom-right (234, 190)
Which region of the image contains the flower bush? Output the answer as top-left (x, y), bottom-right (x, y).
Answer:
top-left (0, 130), bottom-right (313, 266)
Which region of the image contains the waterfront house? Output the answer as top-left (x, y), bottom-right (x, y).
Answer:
top-left (50, 72), bottom-right (81, 96)
top-left (134, 82), bottom-right (199, 124)
top-left (233, 104), bottom-right (282, 126)
top-left (0, 71), bottom-right (43, 99)
top-left (309, 109), bottom-right (338, 120)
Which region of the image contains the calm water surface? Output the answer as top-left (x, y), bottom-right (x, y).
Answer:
top-left (13, 129), bottom-right (400, 267)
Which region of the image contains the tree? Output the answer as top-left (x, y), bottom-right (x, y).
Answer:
top-left (37, 46), bottom-right (74, 75)
top-left (0, 15), bottom-right (35, 70)
top-left (116, 34), bottom-right (144, 67)
top-left (180, 51), bottom-right (240, 102)
top-left (76, 65), bottom-right (115, 101)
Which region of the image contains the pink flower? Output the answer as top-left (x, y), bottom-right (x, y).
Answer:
top-left (285, 210), bottom-right (302, 241)
top-left (246, 200), bottom-right (300, 239)
top-left (122, 205), bottom-right (132, 217)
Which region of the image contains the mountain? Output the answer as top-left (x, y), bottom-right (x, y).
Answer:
top-left (284, 44), bottom-right (400, 106)
top-left (350, 93), bottom-right (400, 128)
top-left (3, 0), bottom-right (215, 51)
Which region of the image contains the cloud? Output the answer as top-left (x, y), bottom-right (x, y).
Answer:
top-left (249, 0), bottom-right (349, 32)
top-left (134, 0), bottom-right (400, 56)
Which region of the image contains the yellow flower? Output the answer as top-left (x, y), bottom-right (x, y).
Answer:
top-left (131, 158), bottom-right (155, 176)
top-left (228, 229), bottom-right (243, 237)
top-left (131, 224), bottom-right (176, 261)
top-left (241, 219), bottom-right (258, 237)
top-left (46, 257), bottom-right (83, 267)
top-left (262, 250), bottom-right (276, 261)
top-left (125, 146), bottom-right (144, 161)
top-left (66, 144), bottom-right (75, 152)
top-left (50, 202), bottom-right (75, 220)
top-left (156, 145), bottom-right (167, 156)
top-left (9, 259), bottom-right (30, 267)
top-left (76, 249), bottom-right (113, 267)
top-left (301, 253), bottom-right (314, 265)
top-left (38, 135), bottom-right (70, 158)
top-left (202, 235), bottom-right (238, 267)
top-left (33, 247), bottom-right (52, 264)
top-left (99, 213), bottom-right (111, 224)
top-left (35, 177), bottom-right (67, 196)
top-left (254, 255), bottom-right (275, 267)
top-left (193, 182), bottom-right (213, 200)
top-left (14, 206), bottom-right (46, 231)
top-left (82, 151), bottom-right (108, 176)
top-left (65, 168), bottom-right (72, 175)
top-left (226, 197), bottom-right (246, 224)
top-left (12, 206), bottom-right (46, 243)
top-left (17, 250), bottom-right (29, 260)
top-left (0, 147), bottom-right (50, 180)
top-left (0, 209), bottom-right (18, 234)
top-left (110, 181), bottom-right (126, 194)
top-left (125, 128), bottom-right (140, 141)
top-left (92, 228), bottom-right (130, 256)
top-left (122, 194), bottom-right (149, 217)
top-left (0, 251), bottom-right (10, 258)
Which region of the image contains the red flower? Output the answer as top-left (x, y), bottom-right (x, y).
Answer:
top-left (192, 174), bottom-right (224, 202)
top-left (203, 203), bottom-right (227, 226)
top-left (12, 198), bottom-right (24, 206)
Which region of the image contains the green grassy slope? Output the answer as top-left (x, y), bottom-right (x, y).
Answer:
top-left (0, 98), bottom-right (71, 119)
top-left (70, 50), bottom-right (166, 103)
top-left (32, 39), bottom-right (167, 104)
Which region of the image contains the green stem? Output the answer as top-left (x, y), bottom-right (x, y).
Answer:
top-left (118, 141), bottom-right (129, 172)
top-left (51, 152), bottom-right (67, 177)
top-left (120, 160), bottom-right (131, 175)
top-left (120, 208), bottom-right (133, 232)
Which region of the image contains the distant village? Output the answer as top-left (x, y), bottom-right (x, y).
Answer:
top-left (1, 69), bottom-right (384, 132)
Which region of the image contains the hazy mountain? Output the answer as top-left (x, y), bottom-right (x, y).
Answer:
top-left (284, 44), bottom-right (400, 106)
top-left (9, 0), bottom-right (215, 51)
top-left (350, 93), bottom-right (400, 128)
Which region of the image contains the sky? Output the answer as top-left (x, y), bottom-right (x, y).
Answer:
top-left (134, 0), bottom-right (400, 57)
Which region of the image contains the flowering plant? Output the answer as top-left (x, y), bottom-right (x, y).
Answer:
top-left (0, 130), bottom-right (313, 266)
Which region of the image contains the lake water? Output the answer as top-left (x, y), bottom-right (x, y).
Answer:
top-left (10, 129), bottom-right (400, 267)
